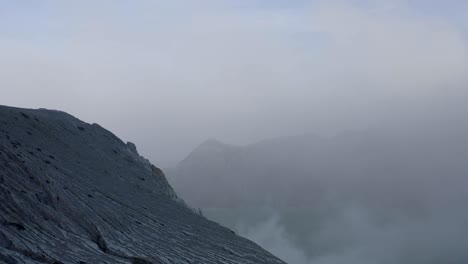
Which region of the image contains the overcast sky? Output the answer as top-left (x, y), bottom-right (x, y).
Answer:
top-left (1, 0), bottom-right (467, 166)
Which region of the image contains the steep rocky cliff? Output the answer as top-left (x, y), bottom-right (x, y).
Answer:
top-left (0, 105), bottom-right (285, 264)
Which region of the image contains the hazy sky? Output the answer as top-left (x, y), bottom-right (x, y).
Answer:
top-left (1, 0), bottom-right (467, 166)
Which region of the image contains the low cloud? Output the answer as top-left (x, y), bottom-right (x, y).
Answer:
top-left (237, 214), bottom-right (309, 264)
top-left (239, 204), bottom-right (468, 264)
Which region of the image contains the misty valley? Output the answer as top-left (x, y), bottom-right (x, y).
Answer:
top-left (168, 130), bottom-right (468, 264)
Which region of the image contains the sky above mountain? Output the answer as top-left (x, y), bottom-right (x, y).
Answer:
top-left (1, 0), bottom-right (467, 166)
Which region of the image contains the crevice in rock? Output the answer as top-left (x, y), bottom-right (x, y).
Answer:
top-left (4, 222), bottom-right (25, 231)
top-left (19, 112), bottom-right (30, 119)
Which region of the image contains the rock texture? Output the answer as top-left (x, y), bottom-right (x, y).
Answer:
top-left (0, 105), bottom-right (285, 264)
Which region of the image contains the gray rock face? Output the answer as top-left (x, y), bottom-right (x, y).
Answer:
top-left (0, 106), bottom-right (285, 264)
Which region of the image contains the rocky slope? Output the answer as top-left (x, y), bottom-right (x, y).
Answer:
top-left (0, 105), bottom-right (285, 264)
